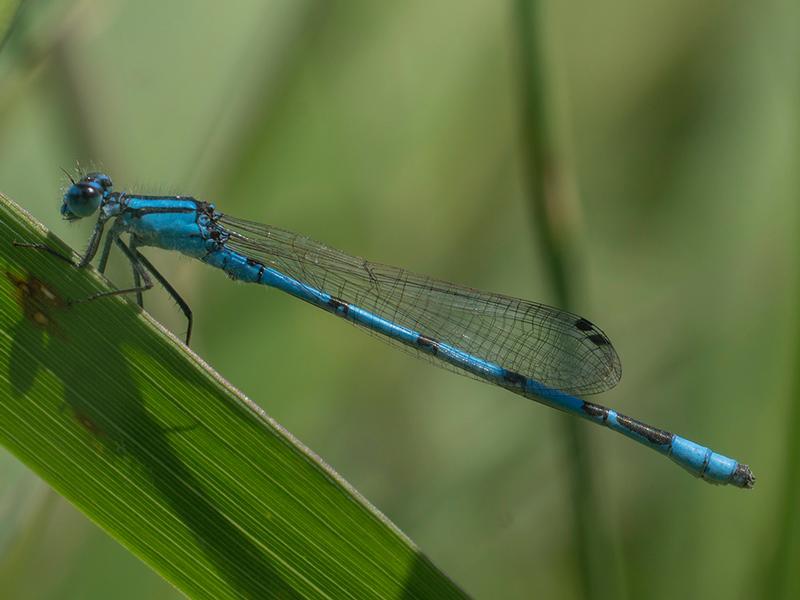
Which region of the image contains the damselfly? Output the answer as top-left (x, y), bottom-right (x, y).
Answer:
top-left (16, 172), bottom-right (754, 488)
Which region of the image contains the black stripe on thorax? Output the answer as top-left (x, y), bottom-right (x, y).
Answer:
top-left (119, 195), bottom-right (203, 219)
top-left (124, 206), bottom-right (199, 218)
top-left (126, 194), bottom-right (199, 202)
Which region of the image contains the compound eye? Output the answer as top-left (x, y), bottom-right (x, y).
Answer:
top-left (64, 181), bottom-right (102, 218)
top-left (85, 172), bottom-right (113, 191)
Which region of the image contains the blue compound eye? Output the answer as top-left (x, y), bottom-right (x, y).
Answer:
top-left (62, 181), bottom-right (102, 219)
top-left (86, 172), bottom-right (113, 191)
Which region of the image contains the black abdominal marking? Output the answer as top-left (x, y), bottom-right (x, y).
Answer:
top-left (581, 401), bottom-right (609, 421)
top-left (502, 370), bottom-right (527, 387)
top-left (328, 297), bottom-right (350, 317)
top-left (416, 335), bottom-right (440, 355)
top-left (582, 401), bottom-right (673, 446)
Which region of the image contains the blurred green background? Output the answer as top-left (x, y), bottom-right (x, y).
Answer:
top-left (0, 1), bottom-right (797, 598)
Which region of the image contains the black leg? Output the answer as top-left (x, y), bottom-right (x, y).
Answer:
top-left (130, 239), bottom-right (144, 308)
top-left (12, 241), bottom-right (76, 266)
top-left (132, 267), bottom-right (143, 307)
top-left (70, 238), bottom-right (153, 305)
top-left (77, 217), bottom-right (108, 268)
top-left (97, 229), bottom-right (115, 274)
top-left (14, 213), bottom-right (108, 269)
top-left (16, 226), bottom-right (193, 345)
top-left (134, 249), bottom-right (193, 345)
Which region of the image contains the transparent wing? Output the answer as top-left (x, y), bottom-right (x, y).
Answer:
top-left (220, 215), bottom-right (622, 396)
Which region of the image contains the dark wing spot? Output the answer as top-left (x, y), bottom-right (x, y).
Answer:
top-left (575, 317), bottom-right (594, 331)
top-left (588, 333), bottom-right (609, 346)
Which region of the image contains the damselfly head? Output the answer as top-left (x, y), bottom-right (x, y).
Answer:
top-left (61, 172), bottom-right (113, 220)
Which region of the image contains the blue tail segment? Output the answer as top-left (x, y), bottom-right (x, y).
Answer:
top-left (579, 402), bottom-right (753, 487)
top-left (41, 174), bottom-right (755, 489)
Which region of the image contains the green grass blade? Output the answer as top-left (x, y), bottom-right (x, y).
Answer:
top-left (513, 2), bottom-right (622, 599)
top-left (0, 192), bottom-right (466, 599)
top-left (763, 42), bottom-right (800, 598)
top-left (0, 0), bottom-right (24, 52)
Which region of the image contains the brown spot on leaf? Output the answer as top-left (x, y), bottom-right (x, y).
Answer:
top-left (6, 271), bottom-right (65, 334)
top-left (75, 410), bottom-right (104, 437)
